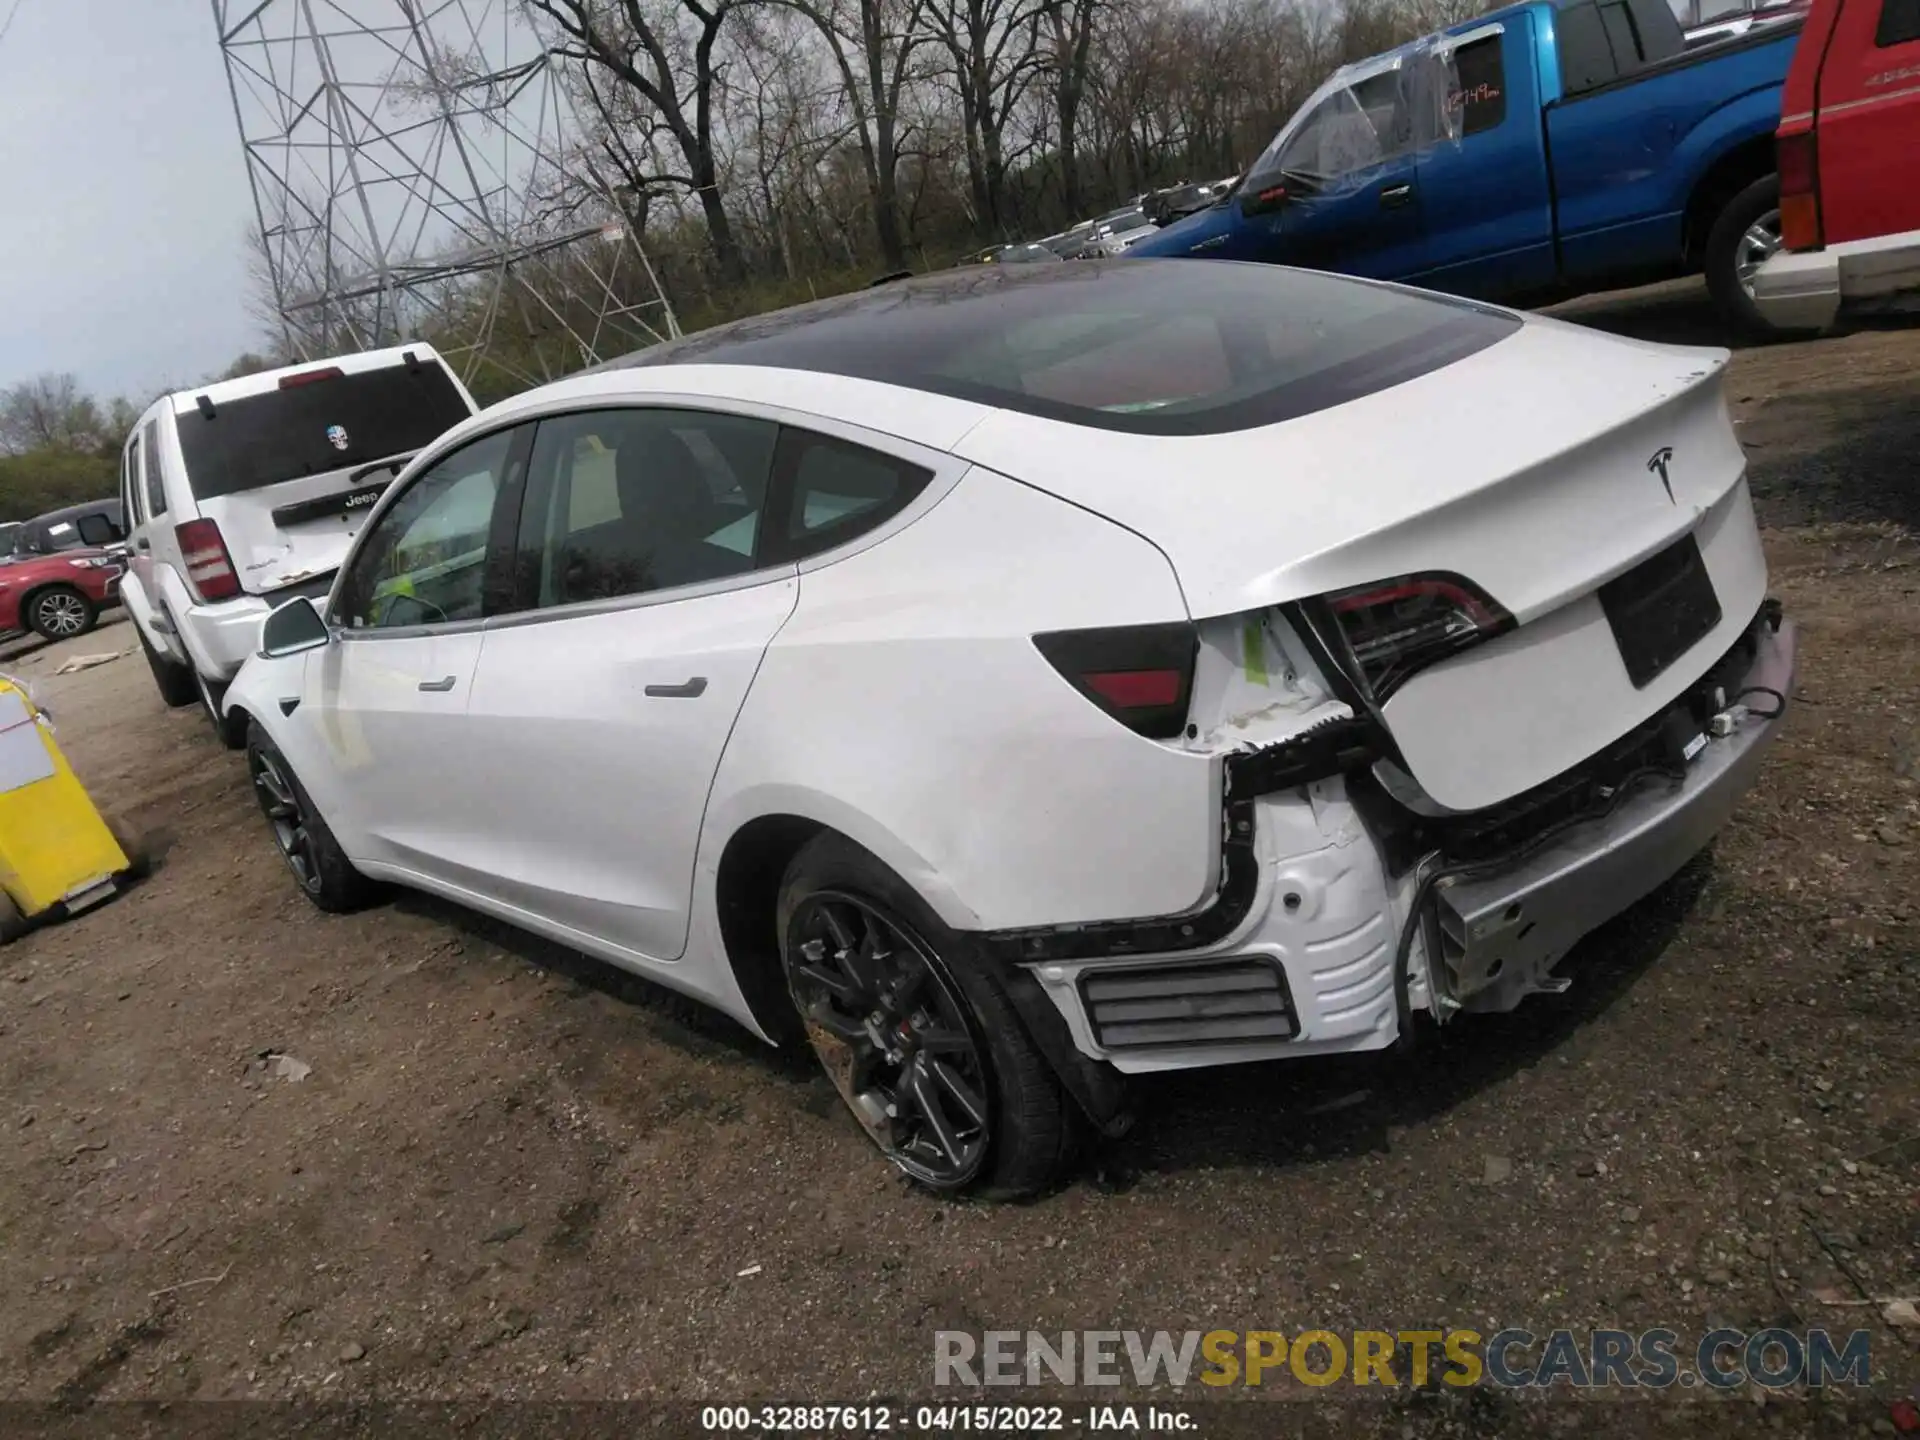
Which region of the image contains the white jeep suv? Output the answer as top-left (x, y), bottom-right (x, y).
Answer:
top-left (117, 345), bottom-right (478, 741)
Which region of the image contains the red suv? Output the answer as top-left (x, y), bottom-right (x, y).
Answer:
top-left (1753, 0), bottom-right (1920, 327)
top-left (0, 549), bottom-right (125, 642)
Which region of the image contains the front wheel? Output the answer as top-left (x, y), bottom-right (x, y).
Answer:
top-left (777, 833), bottom-right (1083, 1198)
top-left (27, 587), bottom-right (96, 642)
top-left (245, 722), bottom-right (376, 913)
top-left (1704, 175), bottom-right (1803, 340)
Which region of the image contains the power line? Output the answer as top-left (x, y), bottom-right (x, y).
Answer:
top-left (0, 0), bottom-right (30, 52)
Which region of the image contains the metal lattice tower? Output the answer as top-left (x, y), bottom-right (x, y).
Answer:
top-left (215, 0), bottom-right (679, 391)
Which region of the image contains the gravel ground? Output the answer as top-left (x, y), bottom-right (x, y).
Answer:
top-left (0, 286), bottom-right (1915, 1438)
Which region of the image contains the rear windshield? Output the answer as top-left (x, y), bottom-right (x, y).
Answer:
top-left (614, 261), bottom-right (1518, 435)
top-left (173, 361), bottom-right (473, 499)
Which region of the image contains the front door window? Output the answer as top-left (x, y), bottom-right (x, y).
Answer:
top-left (335, 429), bottom-right (518, 630)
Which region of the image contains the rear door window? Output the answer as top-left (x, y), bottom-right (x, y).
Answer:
top-left (1447, 35), bottom-right (1508, 135)
top-left (1881, 0), bottom-right (1920, 44)
top-left (174, 360), bottom-right (473, 501)
top-left (515, 408), bottom-right (780, 608)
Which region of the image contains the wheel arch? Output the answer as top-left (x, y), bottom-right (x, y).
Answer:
top-left (712, 813), bottom-right (827, 1045)
top-left (1682, 133), bottom-right (1776, 268)
top-left (223, 697), bottom-right (260, 750)
top-left (117, 569), bottom-right (159, 635)
top-left (706, 796), bottom-right (981, 1047)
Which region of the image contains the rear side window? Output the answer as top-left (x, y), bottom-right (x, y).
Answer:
top-left (173, 360), bottom-right (473, 501)
top-left (774, 432), bottom-right (931, 562)
top-left (142, 419), bottom-right (167, 517)
top-left (1558, 3), bottom-right (1620, 90)
top-left (122, 438), bottom-right (143, 527)
top-left (1448, 36), bottom-right (1508, 134)
top-left (1881, 0), bottom-right (1920, 45)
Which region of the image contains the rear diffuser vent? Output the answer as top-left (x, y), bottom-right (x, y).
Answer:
top-left (1079, 958), bottom-right (1297, 1050)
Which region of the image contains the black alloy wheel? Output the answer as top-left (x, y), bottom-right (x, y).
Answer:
top-left (785, 890), bottom-right (992, 1189)
top-left (249, 744), bottom-right (320, 896)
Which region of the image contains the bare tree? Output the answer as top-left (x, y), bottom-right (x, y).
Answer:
top-left (0, 375), bottom-right (104, 456)
top-left (529, 0), bottom-right (749, 281)
top-left (771, 0), bottom-right (931, 269)
top-left (1039, 0), bottom-right (1100, 219)
top-left (926, 0), bottom-right (1049, 235)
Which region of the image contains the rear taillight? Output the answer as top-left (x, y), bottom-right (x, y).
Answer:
top-left (1777, 130), bottom-right (1822, 252)
top-left (1326, 573), bottom-right (1512, 704)
top-left (1034, 622), bottom-right (1197, 739)
top-left (278, 366), bottom-right (345, 389)
top-left (176, 519), bottom-right (241, 602)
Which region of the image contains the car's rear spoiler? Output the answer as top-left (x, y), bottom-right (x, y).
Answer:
top-left (268, 453), bottom-right (415, 528)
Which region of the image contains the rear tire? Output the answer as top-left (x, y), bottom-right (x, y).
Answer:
top-left (136, 622), bottom-right (198, 708)
top-left (777, 832), bottom-right (1083, 1199)
top-left (27, 587), bottom-right (96, 642)
top-left (245, 721), bottom-right (376, 913)
top-left (1704, 175), bottom-right (1803, 340)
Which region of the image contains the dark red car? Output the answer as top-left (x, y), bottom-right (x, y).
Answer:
top-left (0, 548), bottom-right (125, 642)
top-left (1753, 0), bottom-right (1920, 327)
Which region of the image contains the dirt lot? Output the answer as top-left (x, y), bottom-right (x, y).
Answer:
top-left (1, 286), bottom-right (1916, 1436)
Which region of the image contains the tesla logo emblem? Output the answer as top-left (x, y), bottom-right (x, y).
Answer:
top-left (1647, 446), bottom-right (1676, 503)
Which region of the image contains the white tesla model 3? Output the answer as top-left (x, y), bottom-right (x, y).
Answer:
top-left (225, 260), bottom-right (1797, 1196)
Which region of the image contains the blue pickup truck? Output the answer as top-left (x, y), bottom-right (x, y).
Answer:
top-left (1127, 0), bottom-right (1805, 334)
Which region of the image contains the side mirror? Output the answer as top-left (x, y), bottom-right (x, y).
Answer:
top-left (261, 596), bottom-right (331, 658)
top-left (1239, 183), bottom-right (1291, 219)
top-left (1239, 170), bottom-right (1320, 219)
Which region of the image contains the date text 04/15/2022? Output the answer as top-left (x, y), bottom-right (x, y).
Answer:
top-left (698, 1405), bottom-right (1195, 1432)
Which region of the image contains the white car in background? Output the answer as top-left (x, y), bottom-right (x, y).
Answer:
top-left (225, 261), bottom-right (1796, 1197)
top-left (1083, 206), bottom-right (1160, 256)
top-left (117, 345), bottom-right (478, 742)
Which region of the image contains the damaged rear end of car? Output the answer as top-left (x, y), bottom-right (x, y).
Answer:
top-left (943, 282), bottom-right (1797, 1080)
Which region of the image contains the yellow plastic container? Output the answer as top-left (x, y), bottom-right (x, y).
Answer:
top-left (0, 677), bottom-right (133, 935)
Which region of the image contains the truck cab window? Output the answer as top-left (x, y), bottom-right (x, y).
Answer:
top-left (1448, 36), bottom-right (1508, 134)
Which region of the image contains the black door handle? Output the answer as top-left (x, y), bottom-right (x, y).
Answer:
top-left (1380, 182), bottom-right (1415, 209)
top-left (418, 676), bottom-right (457, 692)
top-left (645, 677), bottom-right (708, 699)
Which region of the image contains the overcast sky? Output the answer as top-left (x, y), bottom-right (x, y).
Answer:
top-left (0, 0), bottom-right (259, 406)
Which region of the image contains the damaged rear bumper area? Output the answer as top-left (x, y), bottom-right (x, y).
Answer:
top-left (980, 609), bottom-right (1797, 1094)
top-left (1429, 613), bottom-right (1797, 1013)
